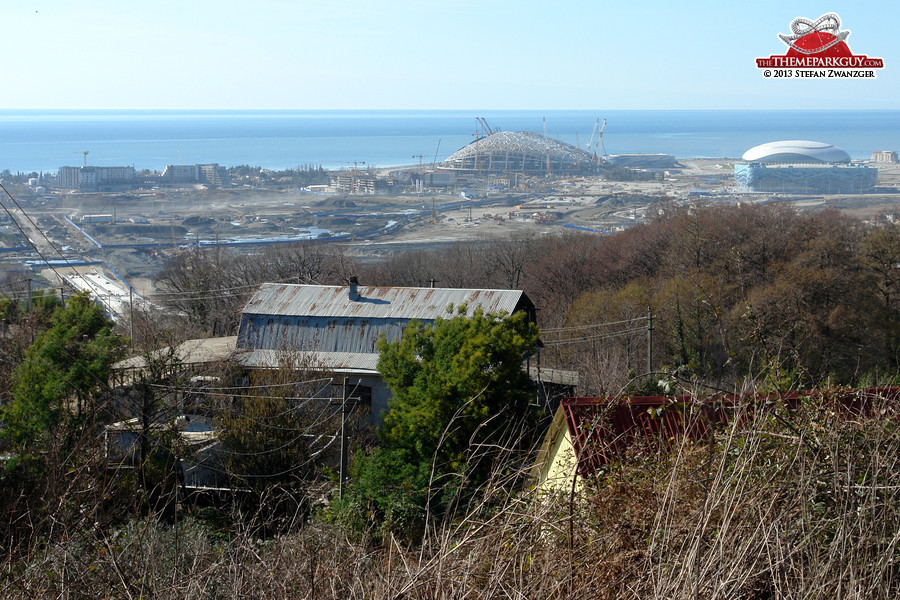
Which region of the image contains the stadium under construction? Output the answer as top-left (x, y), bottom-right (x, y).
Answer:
top-left (441, 130), bottom-right (599, 175)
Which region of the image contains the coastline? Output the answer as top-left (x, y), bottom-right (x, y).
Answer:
top-left (0, 109), bottom-right (897, 173)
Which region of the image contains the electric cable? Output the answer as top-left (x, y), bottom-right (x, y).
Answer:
top-left (541, 315), bottom-right (649, 334)
top-left (541, 325), bottom-right (648, 346)
top-left (0, 183), bottom-right (116, 315)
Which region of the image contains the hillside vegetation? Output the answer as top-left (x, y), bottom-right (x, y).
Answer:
top-left (1, 202), bottom-right (899, 598)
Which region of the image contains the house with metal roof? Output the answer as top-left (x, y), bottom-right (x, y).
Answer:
top-left (104, 279), bottom-right (576, 489)
top-left (533, 388), bottom-right (900, 496)
top-left (111, 278), bottom-right (576, 433)
top-left (232, 277), bottom-right (552, 423)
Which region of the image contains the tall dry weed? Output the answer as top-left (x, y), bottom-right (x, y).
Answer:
top-left (5, 393), bottom-right (900, 598)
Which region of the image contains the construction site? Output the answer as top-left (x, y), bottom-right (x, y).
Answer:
top-left (2, 116), bottom-right (900, 317)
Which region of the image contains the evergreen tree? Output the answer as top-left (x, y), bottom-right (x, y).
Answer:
top-left (342, 307), bottom-right (540, 540)
top-left (2, 293), bottom-right (123, 449)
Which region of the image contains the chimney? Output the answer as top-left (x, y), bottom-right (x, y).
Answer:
top-left (348, 276), bottom-right (359, 301)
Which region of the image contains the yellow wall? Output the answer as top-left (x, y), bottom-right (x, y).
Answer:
top-left (532, 405), bottom-right (582, 496)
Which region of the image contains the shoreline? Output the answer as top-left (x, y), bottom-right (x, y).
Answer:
top-left (1, 109), bottom-right (897, 173)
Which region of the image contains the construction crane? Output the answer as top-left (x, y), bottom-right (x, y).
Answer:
top-left (586, 119), bottom-right (599, 152)
top-left (478, 117), bottom-right (497, 136)
top-left (432, 139), bottom-right (441, 169)
top-left (587, 118), bottom-right (607, 164)
top-left (597, 118), bottom-right (607, 161)
top-left (73, 150), bottom-right (89, 168)
top-left (412, 154), bottom-right (425, 167)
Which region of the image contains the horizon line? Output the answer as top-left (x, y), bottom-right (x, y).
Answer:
top-left (0, 107), bottom-right (897, 112)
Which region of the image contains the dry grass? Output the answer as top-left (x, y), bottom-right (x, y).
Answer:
top-left (4, 395), bottom-right (900, 599)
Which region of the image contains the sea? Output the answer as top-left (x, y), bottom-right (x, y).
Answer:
top-left (0, 109), bottom-right (898, 174)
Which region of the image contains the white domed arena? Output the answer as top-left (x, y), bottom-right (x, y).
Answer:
top-left (735, 140), bottom-right (875, 194)
top-left (742, 140), bottom-right (851, 164)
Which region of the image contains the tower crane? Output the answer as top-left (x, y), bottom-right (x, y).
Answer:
top-left (73, 150), bottom-right (89, 168)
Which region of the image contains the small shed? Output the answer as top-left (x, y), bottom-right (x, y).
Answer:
top-left (104, 414), bottom-right (226, 490)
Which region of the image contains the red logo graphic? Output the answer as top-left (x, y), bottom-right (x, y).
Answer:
top-left (756, 13), bottom-right (884, 77)
top-left (778, 14), bottom-right (850, 57)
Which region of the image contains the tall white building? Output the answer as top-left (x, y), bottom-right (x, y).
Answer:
top-left (871, 150), bottom-right (898, 163)
top-left (55, 165), bottom-right (135, 191)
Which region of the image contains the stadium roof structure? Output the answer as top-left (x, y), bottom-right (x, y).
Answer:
top-left (742, 140), bottom-right (851, 164)
top-left (442, 131), bottom-right (597, 174)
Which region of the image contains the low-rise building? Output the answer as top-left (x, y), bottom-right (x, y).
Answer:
top-left (533, 387), bottom-right (900, 495)
top-left (109, 281), bottom-right (578, 488)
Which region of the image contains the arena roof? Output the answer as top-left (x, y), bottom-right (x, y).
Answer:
top-left (742, 140), bottom-right (851, 164)
top-left (442, 131), bottom-right (596, 174)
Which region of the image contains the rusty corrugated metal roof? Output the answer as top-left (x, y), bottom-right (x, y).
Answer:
top-left (560, 388), bottom-right (900, 478)
top-left (241, 283), bottom-right (530, 321)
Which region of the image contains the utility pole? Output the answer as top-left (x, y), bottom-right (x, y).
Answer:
top-left (339, 377), bottom-right (349, 500)
top-left (647, 306), bottom-right (654, 375)
top-left (130, 286), bottom-right (135, 353)
top-left (333, 378), bottom-right (370, 499)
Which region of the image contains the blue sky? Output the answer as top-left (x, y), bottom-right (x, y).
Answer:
top-left (2, 0), bottom-right (896, 109)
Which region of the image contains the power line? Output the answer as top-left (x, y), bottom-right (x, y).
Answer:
top-left (214, 419), bottom-right (339, 458)
top-left (208, 381), bottom-right (368, 476)
top-left (152, 391), bottom-right (337, 431)
top-left (541, 315), bottom-right (648, 334)
top-left (0, 183), bottom-right (116, 316)
top-left (145, 292), bottom-right (255, 303)
top-left (542, 326), bottom-right (647, 346)
top-left (147, 375), bottom-right (333, 392)
top-left (193, 430), bottom-right (341, 479)
top-left (148, 283), bottom-right (261, 299)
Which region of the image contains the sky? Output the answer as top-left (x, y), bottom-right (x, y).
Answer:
top-left (1, 0), bottom-right (897, 110)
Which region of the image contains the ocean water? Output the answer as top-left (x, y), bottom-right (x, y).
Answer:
top-left (0, 109), bottom-right (898, 174)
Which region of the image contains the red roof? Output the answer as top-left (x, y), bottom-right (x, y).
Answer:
top-left (562, 387), bottom-right (900, 478)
